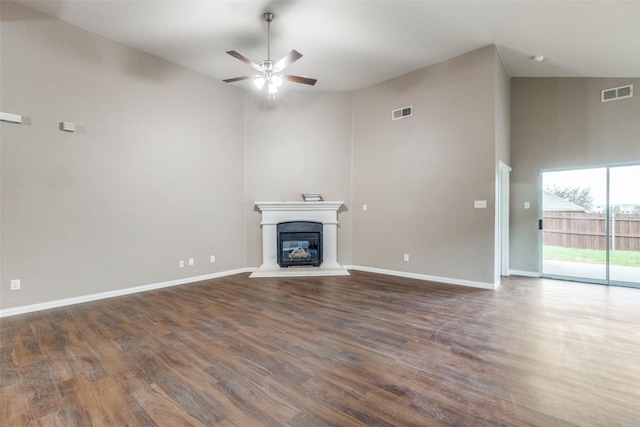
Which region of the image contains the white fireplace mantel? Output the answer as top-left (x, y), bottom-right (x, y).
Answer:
top-left (250, 201), bottom-right (350, 277)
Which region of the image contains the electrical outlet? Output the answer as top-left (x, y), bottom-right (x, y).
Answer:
top-left (10, 279), bottom-right (21, 290)
top-left (363, 204), bottom-right (368, 211)
top-left (179, 260), bottom-right (185, 268)
top-left (210, 255), bottom-right (216, 263)
top-left (189, 258), bottom-right (194, 266)
top-left (403, 254), bottom-right (409, 262)
top-left (474, 200), bottom-right (487, 208)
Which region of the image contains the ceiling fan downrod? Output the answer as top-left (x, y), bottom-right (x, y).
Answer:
top-left (264, 12), bottom-right (274, 63)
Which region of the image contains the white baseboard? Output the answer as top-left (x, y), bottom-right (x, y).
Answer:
top-left (345, 265), bottom-right (498, 290)
top-left (1, 265), bottom-right (503, 318)
top-left (0, 268), bottom-right (253, 318)
top-left (509, 269), bottom-right (541, 278)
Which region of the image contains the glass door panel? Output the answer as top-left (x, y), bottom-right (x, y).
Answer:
top-left (542, 168), bottom-right (607, 282)
top-left (609, 165), bottom-right (640, 285)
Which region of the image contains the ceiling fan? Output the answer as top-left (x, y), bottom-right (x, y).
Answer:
top-left (223, 12), bottom-right (317, 95)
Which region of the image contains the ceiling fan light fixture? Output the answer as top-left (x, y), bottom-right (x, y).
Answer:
top-left (271, 75), bottom-right (283, 88)
top-left (268, 82), bottom-right (279, 94)
top-left (254, 77), bottom-right (266, 89)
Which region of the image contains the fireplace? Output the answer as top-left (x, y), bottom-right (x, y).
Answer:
top-left (251, 201), bottom-right (349, 277)
top-left (277, 221), bottom-right (323, 267)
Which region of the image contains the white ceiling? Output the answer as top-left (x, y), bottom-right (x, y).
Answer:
top-left (15, 1), bottom-right (640, 92)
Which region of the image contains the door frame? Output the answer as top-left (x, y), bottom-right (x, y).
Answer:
top-left (498, 161), bottom-right (511, 278)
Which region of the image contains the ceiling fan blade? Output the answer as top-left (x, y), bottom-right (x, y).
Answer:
top-left (283, 75), bottom-right (317, 86)
top-left (226, 50), bottom-right (263, 72)
top-left (223, 76), bottom-right (256, 83)
top-left (275, 50), bottom-right (303, 71)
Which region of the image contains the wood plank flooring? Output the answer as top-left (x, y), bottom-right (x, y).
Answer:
top-left (2, 271), bottom-right (640, 426)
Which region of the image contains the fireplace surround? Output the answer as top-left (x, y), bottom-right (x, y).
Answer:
top-left (251, 201), bottom-right (349, 277)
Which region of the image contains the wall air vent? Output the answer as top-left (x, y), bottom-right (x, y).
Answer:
top-left (392, 106), bottom-right (412, 120)
top-left (601, 84), bottom-right (633, 103)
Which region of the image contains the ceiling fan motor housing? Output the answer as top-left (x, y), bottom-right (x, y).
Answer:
top-left (260, 60), bottom-right (275, 73)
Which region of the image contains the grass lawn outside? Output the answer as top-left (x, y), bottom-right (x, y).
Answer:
top-left (544, 245), bottom-right (640, 267)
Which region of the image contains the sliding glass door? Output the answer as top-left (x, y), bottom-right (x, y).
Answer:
top-left (541, 164), bottom-right (640, 287)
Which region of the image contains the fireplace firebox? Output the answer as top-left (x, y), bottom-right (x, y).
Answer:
top-left (277, 221), bottom-right (323, 268)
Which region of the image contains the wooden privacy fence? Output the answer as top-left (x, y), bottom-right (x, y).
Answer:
top-left (543, 212), bottom-right (640, 251)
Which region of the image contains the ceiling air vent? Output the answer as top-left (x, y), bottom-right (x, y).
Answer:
top-left (601, 84), bottom-right (633, 103)
top-left (392, 106), bottom-right (412, 120)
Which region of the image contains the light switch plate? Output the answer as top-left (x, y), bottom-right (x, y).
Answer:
top-left (474, 200), bottom-right (487, 208)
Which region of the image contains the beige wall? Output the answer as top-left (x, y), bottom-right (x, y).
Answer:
top-left (1, 2), bottom-right (246, 309)
top-left (351, 46), bottom-right (503, 286)
top-left (244, 92), bottom-right (354, 268)
top-left (510, 78), bottom-right (640, 274)
top-left (1, 1), bottom-right (514, 311)
top-left (495, 54), bottom-right (511, 166)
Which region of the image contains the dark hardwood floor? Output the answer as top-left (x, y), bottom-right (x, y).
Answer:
top-left (2, 271), bottom-right (640, 426)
